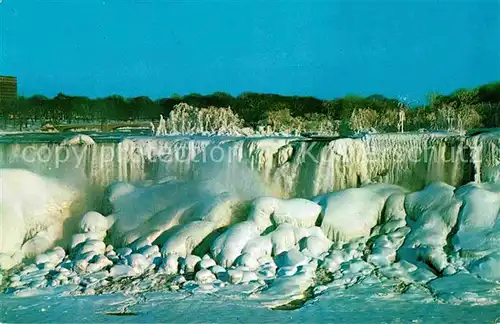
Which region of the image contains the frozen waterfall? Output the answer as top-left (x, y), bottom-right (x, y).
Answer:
top-left (0, 131), bottom-right (497, 199)
top-left (0, 130), bottom-right (498, 311)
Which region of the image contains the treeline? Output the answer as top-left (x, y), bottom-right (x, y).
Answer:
top-left (0, 81), bottom-right (499, 132)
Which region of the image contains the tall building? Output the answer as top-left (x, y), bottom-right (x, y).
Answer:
top-left (0, 76), bottom-right (18, 102)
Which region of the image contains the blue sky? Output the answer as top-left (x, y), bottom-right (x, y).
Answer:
top-left (1, 0), bottom-right (499, 103)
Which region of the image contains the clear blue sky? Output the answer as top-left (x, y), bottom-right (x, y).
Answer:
top-left (1, 0), bottom-right (499, 103)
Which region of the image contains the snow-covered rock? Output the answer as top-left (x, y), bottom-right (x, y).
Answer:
top-left (198, 255), bottom-right (216, 270)
top-left (126, 253), bottom-right (150, 273)
top-left (180, 255), bottom-right (200, 274)
top-left (275, 249), bottom-right (308, 268)
top-left (314, 184), bottom-right (405, 242)
top-left (79, 211), bottom-right (112, 234)
top-left (211, 221), bottom-right (260, 267)
top-left (195, 269), bottom-right (216, 284)
top-left (399, 182), bottom-right (461, 273)
top-left (109, 265), bottom-right (137, 278)
top-left (159, 255), bottom-right (179, 275)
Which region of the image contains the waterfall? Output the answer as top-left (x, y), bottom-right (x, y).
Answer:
top-left (0, 131), bottom-right (497, 200)
top-left (0, 140), bottom-right (148, 210)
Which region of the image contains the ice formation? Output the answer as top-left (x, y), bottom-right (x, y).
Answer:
top-left (313, 184), bottom-right (405, 241)
top-left (398, 182), bottom-right (462, 273)
top-left (2, 173), bottom-right (499, 307)
top-left (155, 114), bottom-right (167, 136)
top-left (165, 103), bottom-right (247, 136)
top-left (149, 122), bottom-right (155, 136)
top-left (467, 130), bottom-right (500, 183)
top-left (0, 130), bottom-right (497, 198)
top-left (452, 182), bottom-right (500, 256)
top-left (103, 179), bottom-right (249, 247)
top-left (0, 169), bottom-right (84, 270)
top-left (0, 130), bottom-right (499, 310)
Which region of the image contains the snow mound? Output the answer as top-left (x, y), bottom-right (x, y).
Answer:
top-left (271, 198), bottom-right (322, 228)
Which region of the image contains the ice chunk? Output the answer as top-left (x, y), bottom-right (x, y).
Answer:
top-left (252, 270), bottom-right (315, 308)
top-left (160, 221), bottom-right (217, 257)
top-left (109, 265), bottom-right (137, 278)
top-left (399, 182), bottom-right (462, 273)
top-left (469, 252), bottom-right (500, 282)
top-left (79, 211), bottom-right (112, 234)
top-left (452, 182), bottom-right (500, 256)
top-left (316, 184), bottom-right (404, 242)
top-left (211, 221), bottom-right (260, 267)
